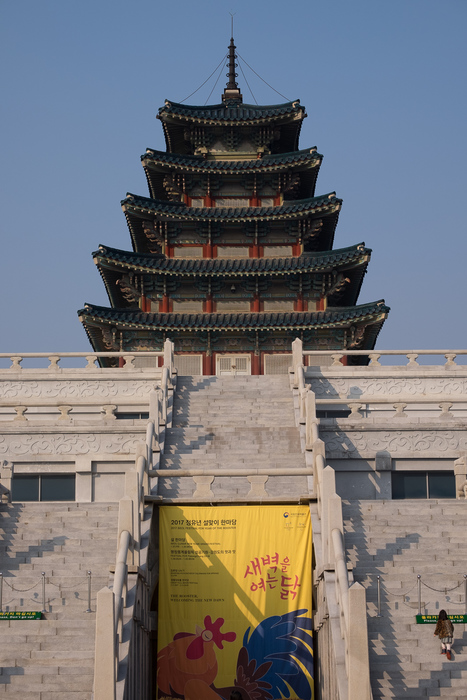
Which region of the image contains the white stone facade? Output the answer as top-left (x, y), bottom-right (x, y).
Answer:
top-left (0, 354), bottom-right (164, 503)
top-left (302, 351), bottom-right (467, 501)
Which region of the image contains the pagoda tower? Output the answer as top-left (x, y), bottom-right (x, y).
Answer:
top-left (79, 37), bottom-right (389, 374)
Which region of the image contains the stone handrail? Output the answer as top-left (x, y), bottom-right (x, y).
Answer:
top-left (303, 348), bottom-right (467, 367)
top-left (93, 362), bottom-right (173, 700)
top-left (292, 338), bottom-right (372, 700)
top-left (309, 396), bottom-right (467, 421)
top-left (0, 349), bottom-right (168, 371)
top-left (314, 457), bottom-right (372, 700)
top-left (145, 464), bottom-right (313, 503)
top-left (309, 396), bottom-right (467, 405)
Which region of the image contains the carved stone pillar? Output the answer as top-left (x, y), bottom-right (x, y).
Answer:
top-left (454, 456), bottom-right (467, 499)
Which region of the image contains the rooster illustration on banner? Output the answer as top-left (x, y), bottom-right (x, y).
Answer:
top-left (157, 609), bottom-right (313, 700)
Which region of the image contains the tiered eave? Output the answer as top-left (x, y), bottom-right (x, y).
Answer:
top-left (79, 41), bottom-right (388, 371)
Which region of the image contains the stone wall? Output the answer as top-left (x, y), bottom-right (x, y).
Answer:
top-left (0, 359), bottom-right (163, 502)
top-left (305, 363), bottom-right (467, 500)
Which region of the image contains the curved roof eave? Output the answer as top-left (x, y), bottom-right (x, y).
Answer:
top-left (157, 99), bottom-right (306, 123)
top-left (78, 300), bottom-right (390, 333)
top-left (121, 192), bottom-right (341, 222)
top-left (94, 243), bottom-right (371, 277)
top-left (141, 147), bottom-right (322, 173)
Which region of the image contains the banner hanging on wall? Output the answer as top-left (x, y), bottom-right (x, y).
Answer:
top-left (157, 505), bottom-right (313, 700)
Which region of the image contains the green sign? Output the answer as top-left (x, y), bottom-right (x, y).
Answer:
top-left (416, 614), bottom-right (467, 624)
top-left (0, 611), bottom-right (41, 620)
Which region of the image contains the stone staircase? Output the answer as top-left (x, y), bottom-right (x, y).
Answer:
top-left (158, 375), bottom-right (309, 500)
top-left (0, 501), bottom-right (118, 698)
top-left (343, 500), bottom-right (467, 700)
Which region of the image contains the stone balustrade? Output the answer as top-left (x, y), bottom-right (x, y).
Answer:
top-left (0, 350), bottom-right (165, 371)
top-left (145, 466), bottom-right (313, 503)
top-left (296, 357), bottom-right (372, 700)
top-left (312, 396), bottom-right (467, 420)
top-left (303, 348), bottom-right (467, 367)
top-left (0, 402), bottom-right (159, 423)
top-left (0, 343), bottom-right (176, 503)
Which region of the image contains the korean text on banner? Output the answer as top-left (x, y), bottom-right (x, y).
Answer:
top-left (157, 505), bottom-right (313, 700)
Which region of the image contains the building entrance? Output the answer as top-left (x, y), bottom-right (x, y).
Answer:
top-left (216, 355), bottom-right (251, 376)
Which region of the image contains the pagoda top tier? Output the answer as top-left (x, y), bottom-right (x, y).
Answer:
top-left (157, 100), bottom-right (306, 155)
top-left (158, 99), bottom-right (304, 122)
top-left (157, 36), bottom-right (306, 155)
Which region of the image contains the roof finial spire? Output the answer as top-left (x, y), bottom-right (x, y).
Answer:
top-left (223, 14), bottom-right (243, 103)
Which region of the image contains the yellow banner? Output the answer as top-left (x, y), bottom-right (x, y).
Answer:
top-left (158, 505), bottom-right (313, 700)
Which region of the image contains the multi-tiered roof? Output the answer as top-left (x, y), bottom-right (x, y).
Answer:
top-left (79, 37), bottom-right (389, 372)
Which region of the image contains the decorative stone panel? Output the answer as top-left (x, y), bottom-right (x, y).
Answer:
top-left (0, 379), bottom-right (156, 401)
top-left (308, 376), bottom-right (467, 398)
top-left (321, 428), bottom-right (467, 459)
top-left (0, 432), bottom-right (142, 456)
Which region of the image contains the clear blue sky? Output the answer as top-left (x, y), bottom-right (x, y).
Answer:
top-left (1, 0), bottom-right (466, 352)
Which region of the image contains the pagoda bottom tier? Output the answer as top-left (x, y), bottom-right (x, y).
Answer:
top-left (79, 302), bottom-right (389, 372)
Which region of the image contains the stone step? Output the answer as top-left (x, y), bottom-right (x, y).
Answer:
top-left (162, 444), bottom-right (301, 453)
top-left (174, 403), bottom-right (293, 409)
top-left (1, 650), bottom-right (94, 666)
top-left (0, 675), bottom-right (94, 691)
top-left (161, 454), bottom-right (304, 463)
top-left (164, 434), bottom-right (301, 444)
top-left (0, 502), bottom-right (118, 693)
top-left (0, 546), bottom-right (116, 557)
top-left (173, 420), bottom-right (296, 427)
top-left (343, 499), bottom-right (467, 699)
top-left (1, 518), bottom-right (117, 527)
top-left (173, 407), bottom-right (294, 412)
top-left (372, 692), bottom-right (467, 699)
top-left (372, 678), bottom-right (467, 689)
top-left (0, 691), bottom-right (92, 699)
top-left (344, 522), bottom-right (464, 532)
top-left (174, 395), bottom-right (293, 401)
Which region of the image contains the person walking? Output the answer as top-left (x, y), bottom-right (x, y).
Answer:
top-left (433, 609), bottom-right (454, 660)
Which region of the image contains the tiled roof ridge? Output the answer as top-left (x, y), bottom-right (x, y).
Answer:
top-left (158, 99), bottom-right (305, 122)
top-left (79, 300), bottom-right (390, 330)
top-left (95, 243), bottom-right (371, 274)
top-left (141, 147), bottom-right (321, 170)
top-left (122, 192), bottom-right (340, 218)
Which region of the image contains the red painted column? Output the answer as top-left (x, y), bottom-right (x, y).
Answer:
top-left (161, 295), bottom-right (170, 313)
top-left (296, 295), bottom-right (304, 312)
top-left (203, 353), bottom-right (214, 375)
top-left (252, 295), bottom-right (260, 312)
top-left (252, 353), bottom-right (260, 375)
top-left (203, 243), bottom-right (213, 258)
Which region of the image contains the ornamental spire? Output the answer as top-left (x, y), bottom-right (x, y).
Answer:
top-left (222, 18), bottom-right (243, 103)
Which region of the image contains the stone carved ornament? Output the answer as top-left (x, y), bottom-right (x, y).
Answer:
top-left (309, 377), bottom-right (467, 398)
top-left (0, 433), bottom-right (142, 456)
top-left (322, 429), bottom-right (467, 456)
top-left (0, 380), bottom-right (154, 400)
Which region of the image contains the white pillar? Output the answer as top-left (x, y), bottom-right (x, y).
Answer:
top-left (93, 587), bottom-right (116, 700)
top-left (348, 582), bottom-right (371, 700)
